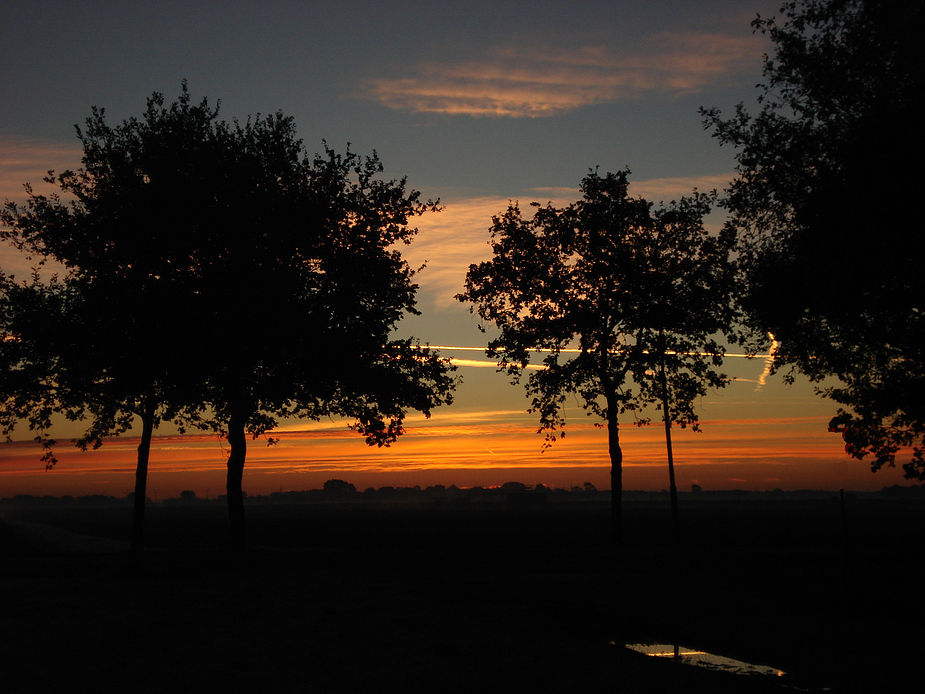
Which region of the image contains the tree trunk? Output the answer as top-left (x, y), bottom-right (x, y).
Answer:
top-left (226, 410), bottom-right (247, 549)
top-left (607, 401), bottom-right (623, 546)
top-left (130, 407), bottom-right (156, 569)
top-left (660, 356), bottom-right (681, 544)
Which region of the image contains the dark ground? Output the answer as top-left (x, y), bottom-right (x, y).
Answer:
top-left (1, 495), bottom-right (921, 692)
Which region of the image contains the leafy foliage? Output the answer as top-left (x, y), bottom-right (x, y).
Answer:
top-left (460, 169), bottom-right (736, 441)
top-left (458, 169), bottom-right (737, 540)
top-left (1, 85), bottom-right (226, 461)
top-left (1, 83), bottom-right (457, 548)
top-left (0, 272), bottom-right (74, 468)
top-left (701, 0), bottom-right (925, 476)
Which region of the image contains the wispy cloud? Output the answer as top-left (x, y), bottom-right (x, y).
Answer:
top-left (407, 174), bottom-right (735, 309)
top-left (628, 174), bottom-right (734, 201)
top-left (532, 174), bottom-right (736, 209)
top-left (1, 137), bottom-right (81, 279)
top-left (0, 137), bottom-right (82, 202)
top-left (366, 32), bottom-right (760, 118)
top-left (2, 411), bottom-right (887, 496)
top-left (404, 195), bottom-right (510, 308)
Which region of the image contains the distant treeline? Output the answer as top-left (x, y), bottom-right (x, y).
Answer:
top-left (3, 481), bottom-right (923, 508)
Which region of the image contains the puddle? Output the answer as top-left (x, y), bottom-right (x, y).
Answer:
top-left (619, 642), bottom-right (786, 679)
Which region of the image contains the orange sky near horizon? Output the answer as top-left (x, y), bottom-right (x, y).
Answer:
top-left (0, 408), bottom-right (910, 500)
top-left (1, 190), bottom-right (914, 499)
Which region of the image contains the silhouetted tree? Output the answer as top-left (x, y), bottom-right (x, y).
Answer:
top-left (0, 274), bottom-right (191, 566)
top-left (0, 273), bottom-right (74, 472)
top-left (0, 94), bottom-right (216, 564)
top-left (191, 130), bottom-right (456, 548)
top-left (1, 87), bottom-right (249, 562)
top-left (701, 0), bottom-right (925, 475)
top-left (323, 479), bottom-right (357, 494)
top-left (1, 83), bottom-right (456, 551)
top-left (458, 170), bottom-right (737, 544)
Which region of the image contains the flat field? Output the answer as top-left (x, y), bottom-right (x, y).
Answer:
top-left (1, 494), bottom-right (921, 692)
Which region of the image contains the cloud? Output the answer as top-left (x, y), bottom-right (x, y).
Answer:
top-left (532, 173), bottom-right (736, 203)
top-left (0, 137), bottom-right (82, 202)
top-left (1, 410), bottom-right (900, 496)
top-left (628, 174), bottom-right (734, 201)
top-left (366, 32), bottom-right (760, 118)
top-left (406, 174), bottom-right (736, 309)
top-left (1, 137), bottom-right (81, 279)
top-left (403, 195), bottom-right (510, 308)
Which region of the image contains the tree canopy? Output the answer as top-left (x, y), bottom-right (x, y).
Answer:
top-left (1, 83), bottom-right (457, 550)
top-left (458, 169), bottom-right (737, 542)
top-left (701, 0), bottom-right (925, 476)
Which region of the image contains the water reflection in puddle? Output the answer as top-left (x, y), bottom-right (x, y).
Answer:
top-left (620, 642), bottom-right (786, 679)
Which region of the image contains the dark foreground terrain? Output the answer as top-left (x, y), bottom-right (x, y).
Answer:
top-left (1, 494), bottom-right (922, 692)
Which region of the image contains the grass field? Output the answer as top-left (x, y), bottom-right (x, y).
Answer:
top-left (1, 494), bottom-right (921, 692)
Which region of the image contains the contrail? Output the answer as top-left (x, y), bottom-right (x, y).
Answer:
top-left (418, 344), bottom-right (775, 376)
top-left (755, 335), bottom-right (778, 391)
top-left (448, 358), bottom-right (543, 370)
top-left (425, 345), bottom-right (772, 359)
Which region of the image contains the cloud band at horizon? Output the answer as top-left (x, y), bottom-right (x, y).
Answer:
top-left (0, 380), bottom-right (906, 499)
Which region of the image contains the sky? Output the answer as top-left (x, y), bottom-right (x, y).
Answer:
top-left (0, 0), bottom-right (910, 498)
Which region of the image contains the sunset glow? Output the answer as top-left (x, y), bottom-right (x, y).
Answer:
top-left (2, 1), bottom-right (907, 501)
top-left (0, 405), bottom-right (906, 499)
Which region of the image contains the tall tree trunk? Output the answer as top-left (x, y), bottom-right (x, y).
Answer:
top-left (660, 354), bottom-right (680, 544)
top-left (607, 401), bottom-right (623, 546)
top-left (130, 407), bottom-right (156, 568)
top-left (226, 410), bottom-right (247, 549)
